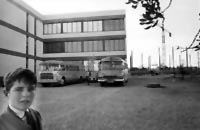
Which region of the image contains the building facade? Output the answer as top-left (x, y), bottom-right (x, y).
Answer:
top-left (0, 0), bottom-right (126, 82)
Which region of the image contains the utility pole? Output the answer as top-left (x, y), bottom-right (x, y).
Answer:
top-left (158, 47), bottom-right (161, 68)
top-left (141, 53), bottom-right (143, 68)
top-left (161, 19), bottom-right (166, 67)
top-left (198, 51), bottom-right (200, 68)
top-left (148, 56), bottom-right (151, 69)
top-left (172, 47), bottom-right (175, 68)
top-left (130, 50), bottom-right (133, 68)
top-left (186, 49), bottom-right (188, 68)
top-left (169, 55), bottom-right (171, 68)
top-left (189, 54), bottom-right (191, 67)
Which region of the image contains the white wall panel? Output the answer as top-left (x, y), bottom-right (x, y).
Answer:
top-left (36, 20), bottom-right (43, 37)
top-left (28, 59), bottom-right (34, 72)
top-left (0, 0), bottom-right (26, 30)
top-left (0, 54), bottom-right (25, 77)
top-left (0, 25), bottom-right (26, 53)
top-left (28, 15), bottom-right (34, 34)
top-left (36, 41), bottom-right (43, 57)
top-left (36, 60), bottom-right (42, 75)
top-left (28, 37), bottom-right (34, 55)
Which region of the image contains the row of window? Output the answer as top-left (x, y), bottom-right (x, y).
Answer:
top-left (61, 65), bottom-right (80, 71)
top-left (43, 39), bottom-right (125, 53)
top-left (44, 19), bottom-right (125, 34)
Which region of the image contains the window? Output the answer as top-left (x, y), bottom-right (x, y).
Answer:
top-left (44, 42), bottom-right (65, 53)
top-left (103, 19), bottom-right (125, 31)
top-left (56, 23), bottom-right (61, 33)
top-left (65, 41), bottom-right (82, 53)
top-left (67, 23), bottom-right (72, 33)
top-left (83, 21), bottom-right (103, 32)
top-left (47, 24), bottom-right (52, 34)
top-left (63, 22), bottom-right (81, 33)
top-left (104, 39), bottom-right (125, 51)
top-left (44, 24), bottom-right (48, 34)
top-left (44, 23), bottom-right (61, 34)
top-left (52, 24), bottom-right (57, 34)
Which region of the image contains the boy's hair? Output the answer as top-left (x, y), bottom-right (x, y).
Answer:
top-left (3, 68), bottom-right (37, 95)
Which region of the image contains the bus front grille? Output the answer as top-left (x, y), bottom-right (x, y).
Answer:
top-left (40, 73), bottom-right (53, 79)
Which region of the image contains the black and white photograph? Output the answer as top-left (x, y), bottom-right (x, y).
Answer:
top-left (0, 0), bottom-right (200, 130)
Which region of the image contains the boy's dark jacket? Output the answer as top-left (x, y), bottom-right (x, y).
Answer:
top-left (0, 107), bottom-right (42, 130)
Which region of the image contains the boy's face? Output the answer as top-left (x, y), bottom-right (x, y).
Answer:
top-left (7, 80), bottom-right (36, 111)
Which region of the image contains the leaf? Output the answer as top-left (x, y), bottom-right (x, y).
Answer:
top-left (140, 22), bottom-right (145, 25)
top-left (144, 20), bottom-right (154, 24)
top-left (139, 18), bottom-right (147, 22)
top-left (144, 26), bottom-right (152, 30)
top-left (151, 20), bottom-right (158, 27)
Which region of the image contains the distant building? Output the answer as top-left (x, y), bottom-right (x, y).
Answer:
top-left (0, 0), bottom-right (126, 80)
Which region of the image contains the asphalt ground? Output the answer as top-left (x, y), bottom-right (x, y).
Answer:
top-left (0, 75), bottom-right (200, 130)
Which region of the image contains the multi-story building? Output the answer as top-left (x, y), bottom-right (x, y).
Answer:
top-left (0, 0), bottom-right (126, 84)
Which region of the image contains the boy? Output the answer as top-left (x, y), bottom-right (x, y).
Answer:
top-left (0, 68), bottom-right (42, 130)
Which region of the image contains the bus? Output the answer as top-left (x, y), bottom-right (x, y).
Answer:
top-left (37, 60), bottom-right (86, 86)
top-left (97, 57), bottom-right (129, 86)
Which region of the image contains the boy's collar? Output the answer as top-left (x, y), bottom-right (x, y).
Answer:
top-left (8, 104), bottom-right (27, 118)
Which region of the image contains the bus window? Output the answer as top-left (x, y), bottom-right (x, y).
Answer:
top-left (100, 61), bottom-right (123, 70)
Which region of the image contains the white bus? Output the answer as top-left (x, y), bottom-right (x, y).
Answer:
top-left (37, 60), bottom-right (86, 86)
top-left (97, 57), bottom-right (128, 86)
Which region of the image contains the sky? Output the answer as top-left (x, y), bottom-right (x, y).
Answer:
top-left (22, 0), bottom-right (200, 68)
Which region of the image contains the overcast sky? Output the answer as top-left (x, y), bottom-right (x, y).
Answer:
top-left (22, 0), bottom-right (200, 67)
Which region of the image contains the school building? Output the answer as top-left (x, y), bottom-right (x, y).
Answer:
top-left (0, 0), bottom-right (127, 84)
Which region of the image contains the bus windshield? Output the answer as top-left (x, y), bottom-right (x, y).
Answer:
top-left (100, 61), bottom-right (124, 70)
top-left (39, 63), bottom-right (62, 71)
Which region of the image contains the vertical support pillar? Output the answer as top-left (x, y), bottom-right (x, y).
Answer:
top-left (198, 51), bottom-right (200, 68)
top-left (161, 19), bottom-right (166, 67)
top-left (172, 47), bottom-right (174, 68)
top-left (61, 22), bottom-right (63, 34)
top-left (26, 13), bottom-right (29, 69)
top-left (34, 18), bottom-right (37, 74)
top-left (158, 47), bottom-right (161, 68)
top-left (186, 49), bottom-right (188, 68)
top-left (141, 53), bottom-right (143, 68)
